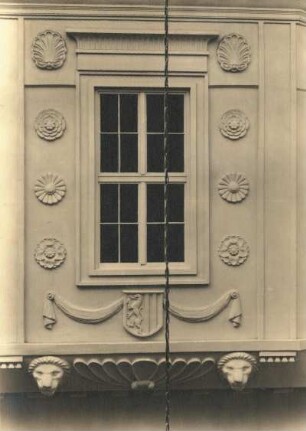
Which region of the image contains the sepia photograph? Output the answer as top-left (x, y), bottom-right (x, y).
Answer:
top-left (0, 0), bottom-right (306, 429)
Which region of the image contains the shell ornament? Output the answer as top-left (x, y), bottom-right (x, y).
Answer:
top-left (218, 173), bottom-right (249, 203)
top-left (34, 109), bottom-right (66, 141)
top-left (34, 173), bottom-right (66, 205)
top-left (34, 238), bottom-right (67, 270)
top-left (218, 235), bottom-right (249, 267)
top-left (32, 30), bottom-right (67, 70)
top-left (217, 33), bottom-right (251, 73)
top-left (219, 109), bottom-right (250, 140)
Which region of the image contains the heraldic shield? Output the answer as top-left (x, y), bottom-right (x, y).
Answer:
top-left (123, 290), bottom-right (164, 338)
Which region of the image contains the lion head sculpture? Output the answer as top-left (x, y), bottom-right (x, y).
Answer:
top-left (28, 356), bottom-right (70, 396)
top-left (217, 352), bottom-right (258, 391)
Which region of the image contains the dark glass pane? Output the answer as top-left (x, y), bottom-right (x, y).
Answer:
top-left (168, 134), bottom-right (184, 172)
top-left (147, 184), bottom-right (164, 222)
top-left (100, 94), bottom-right (118, 132)
top-left (147, 224), bottom-right (164, 262)
top-left (147, 94), bottom-right (164, 132)
top-left (100, 134), bottom-right (118, 172)
top-left (120, 134), bottom-right (138, 172)
top-left (169, 94), bottom-right (184, 133)
top-left (120, 184), bottom-right (138, 223)
top-left (100, 184), bottom-right (118, 223)
top-left (120, 225), bottom-right (138, 262)
top-left (120, 94), bottom-right (138, 132)
top-left (169, 224), bottom-right (184, 262)
top-left (147, 134), bottom-right (163, 172)
top-left (168, 184), bottom-right (184, 222)
top-left (100, 224), bottom-right (118, 262)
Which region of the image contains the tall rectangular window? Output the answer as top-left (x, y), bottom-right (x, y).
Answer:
top-left (98, 91), bottom-right (185, 265)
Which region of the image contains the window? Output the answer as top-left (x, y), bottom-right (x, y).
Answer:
top-left (98, 91), bottom-right (185, 266)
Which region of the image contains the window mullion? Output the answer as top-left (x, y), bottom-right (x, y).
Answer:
top-left (139, 181), bottom-right (147, 265)
top-left (139, 92), bottom-right (146, 175)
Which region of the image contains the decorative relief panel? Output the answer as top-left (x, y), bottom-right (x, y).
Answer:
top-left (218, 173), bottom-right (249, 203)
top-left (217, 352), bottom-right (258, 391)
top-left (73, 357), bottom-right (215, 391)
top-left (216, 33), bottom-right (251, 72)
top-left (32, 30), bottom-right (67, 70)
top-left (34, 173), bottom-right (66, 205)
top-left (218, 236), bottom-right (249, 266)
top-left (34, 238), bottom-right (67, 269)
top-left (219, 109), bottom-right (250, 140)
top-left (34, 109), bottom-right (66, 141)
top-left (43, 289), bottom-right (242, 333)
top-left (28, 356), bottom-right (70, 396)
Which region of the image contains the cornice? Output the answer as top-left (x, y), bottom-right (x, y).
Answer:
top-left (0, 3), bottom-right (306, 23)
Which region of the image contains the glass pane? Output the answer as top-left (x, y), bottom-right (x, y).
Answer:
top-left (168, 134), bottom-right (184, 172)
top-left (147, 224), bottom-right (164, 262)
top-left (100, 184), bottom-right (118, 223)
top-left (120, 134), bottom-right (138, 172)
top-left (120, 184), bottom-right (138, 223)
top-left (147, 134), bottom-right (163, 172)
top-left (147, 94), bottom-right (164, 132)
top-left (147, 184), bottom-right (164, 222)
top-left (169, 224), bottom-right (184, 262)
top-left (120, 225), bottom-right (138, 262)
top-left (120, 94), bottom-right (138, 132)
top-left (100, 94), bottom-right (118, 133)
top-left (169, 94), bottom-right (184, 133)
top-left (100, 134), bottom-right (118, 172)
top-left (168, 184), bottom-right (184, 222)
top-left (100, 224), bottom-right (118, 262)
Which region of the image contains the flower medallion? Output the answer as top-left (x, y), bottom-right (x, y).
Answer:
top-left (219, 109), bottom-right (249, 140)
top-left (34, 238), bottom-right (67, 269)
top-left (32, 30), bottom-right (67, 70)
top-left (34, 173), bottom-right (66, 205)
top-left (218, 236), bottom-right (249, 267)
top-left (218, 173), bottom-right (249, 203)
top-left (217, 33), bottom-right (251, 72)
top-left (34, 109), bottom-right (66, 141)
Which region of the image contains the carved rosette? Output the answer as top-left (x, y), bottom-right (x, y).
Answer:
top-left (34, 238), bottom-right (67, 269)
top-left (218, 235), bottom-right (249, 266)
top-left (34, 109), bottom-right (66, 141)
top-left (219, 110), bottom-right (249, 140)
top-left (217, 33), bottom-right (251, 72)
top-left (34, 173), bottom-right (66, 205)
top-left (218, 173), bottom-right (249, 203)
top-left (32, 30), bottom-right (67, 70)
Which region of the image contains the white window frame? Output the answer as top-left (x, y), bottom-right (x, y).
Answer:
top-left (77, 74), bottom-right (209, 286)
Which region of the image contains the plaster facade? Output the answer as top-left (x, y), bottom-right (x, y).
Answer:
top-left (0, 0), bottom-right (306, 429)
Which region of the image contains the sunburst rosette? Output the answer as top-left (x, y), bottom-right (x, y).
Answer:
top-left (218, 173), bottom-right (249, 203)
top-left (34, 173), bottom-right (66, 205)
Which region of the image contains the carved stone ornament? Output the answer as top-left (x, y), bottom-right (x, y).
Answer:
top-left (34, 109), bottom-right (66, 141)
top-left (32, 30), bottom-right (67, 70)
top-left (259, 351), bottom-right (297, 363)
top-left (216, 33), bottom-right (251, 72)
top-left (218, 235), bottom-right (249, 267)
top-left (34, 238), bottom-right (66, 269)
top-left (74, 357), bottom-right (215, 391)
top-left (28, 356), bottom-right (70, 396)
top-left (0, 356), bottom-right (23, 369)
top-left (218, 173), bottom-right (249, 203)
top-left (219, 109), bottom-right (250, 140)
top-left (34, 173), bottom-right (66, 205)
top-left (123, 290), bottom-right (163, 337)
top-left (217, 352), bottom-right (258, 391)
top-left (43, 289), bottom-right (243, 332)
